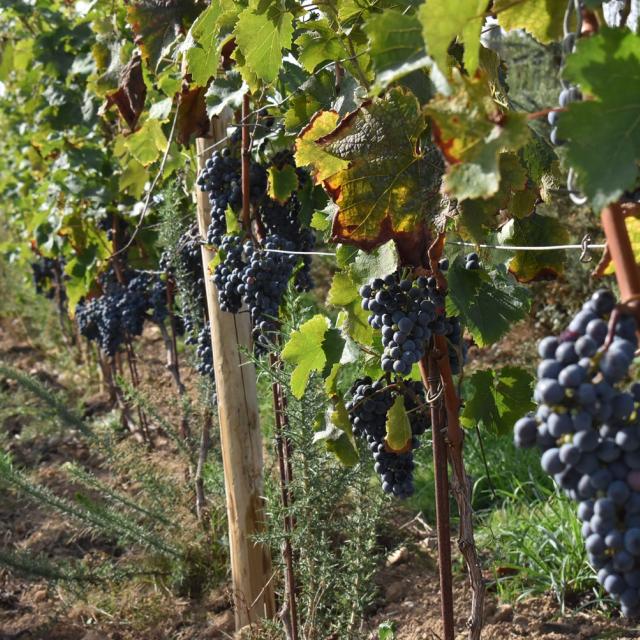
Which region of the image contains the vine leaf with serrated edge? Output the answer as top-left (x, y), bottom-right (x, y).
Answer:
top-left (425, 70), bottom-right (531, 202)
top-left (445, 258), bottom-right (531, 347)
top-left (233, 3), bottom-right (294, 85)
top-left (281, 315), bottom-right (345, 400)
top-left (558, 27), bottom-right (640, 211)
top-left (297, 88), bottom-right (444, 252)
top-left (419, 0), bottom-right (486, 75)
top-left (493, 0), bottom-right (564, 45)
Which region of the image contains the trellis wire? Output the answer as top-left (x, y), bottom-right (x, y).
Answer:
top-left (261, 239), bottom-right (606, 257)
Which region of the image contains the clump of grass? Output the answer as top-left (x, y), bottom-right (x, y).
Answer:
top-left (477, 480), bottom-right (607, 613)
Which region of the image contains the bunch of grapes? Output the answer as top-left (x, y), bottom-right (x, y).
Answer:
top-left (75, 270), bottom-right (168, 357)
top-left (258, 194), bottom-right (315, 292)
top-left (213, 234), bottom-right (246, 314)
top-left (359, 274), bottom-right (448, 376)
top-left (346, 377), bottom-right (430, 498)
top-left (195, 324), bottom-right (214, 379)
top-left (514, 289), bottom-right (640, 616)
top-left (30, 256), bottom-right (67, 302)
top-left (197, 148), bottom-right (267, 247)
top-left (241, 234), bottom-right (299, 351)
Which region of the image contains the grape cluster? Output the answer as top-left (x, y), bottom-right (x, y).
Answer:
top-left (30, 256), bottom-right (67, 302)
top-left (213, 234), bottom-right (246, 313)
top-left (212, 233), bottom-right (300, 352)
top-left (359, 275), bottom-right (447, 376)
top-left (75, 270), bottom-right (168, 357)
top-left (258, 194), bottom-right (314, 292)
top-left (242, 235), bottom-right (298, 351)
top-left (197, 148), bottom-right (266, 247)
top-left (346, 377), bottom-right (430, 498)
top-left (195, 324), bottom-right (214, 379)
top-left (514, 289), bottom-right (640, 616)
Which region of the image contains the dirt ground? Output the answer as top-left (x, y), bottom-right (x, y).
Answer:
top-left (2, 315), bottom-right (640, 640)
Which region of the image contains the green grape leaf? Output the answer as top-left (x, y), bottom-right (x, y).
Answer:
top-left (366, 9), bottom-right (429, 89)
top-left (281, 314), bottom-right (330, 399)
top-left (458, 152), bottom-right (537, 241)
top-left (311, 210), bottom-right (331, 231)
top-left (148, 97), bottom-right (173, 122)
top-left (123, 119), bottom-right (168, 166)
top-left (445, 259), bottom-right (531, 346)
top-left (234, 4), bottom-right (294, 84)
top-left (184, 4), bottom-right (223, 87)
top-left (385, 394), bottom-right (412, 452)
top-left (419, 0), bottom-right (486, 75)
top-left (119, 158), bottom-right (147, 197)
top-left (558, 28), bottom-right (640, 210)
top-left (350, 241), bottom-right (399, 284)
top-left (426, 71), bottom-right (530, 201)
top-left (284, 72), bottom-right (335, 133)
top-left (497, 214), bottom-right (570, 282)
top-left (328, 271), bottom-right (373, 345)
top-left (126, 1), bottom-right (200, 71)
top-left (314, 404), bottom-right (359, 466)
top-left (300, 88), bottom-right (443, 251)
top-left (461, 367), bottom-right (535, 435)
top-left (267, 164), bottom-right (299, 204)
top-left (494, 0), bottom-right (564, 44)
top-left (295, 110), bottom-right (348, 182)
top-left (295, 18), bottom-right (348, 73)
top-left (321, 328), bottom-right (346, 378)
top-left (205, 71), bottom-right (247, 118)
top-left (225, 205), bottom-right (240, 235)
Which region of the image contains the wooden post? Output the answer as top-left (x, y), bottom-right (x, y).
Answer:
top-left (195, 119), bottom-right (275, 628)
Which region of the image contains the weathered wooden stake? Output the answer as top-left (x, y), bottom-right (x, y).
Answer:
top-left (195, 121), bottom-right (275, 628)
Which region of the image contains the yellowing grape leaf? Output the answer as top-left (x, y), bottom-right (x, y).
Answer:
top-left (385, 394), bottom-right (412, 452)
top-left (267, 164), bottom-right (298, 204)
top-left (497, 214), bottom-right (570, 282)
top-left (425, 71), bottom-right (530, 201)
top-left (234, 4), bottom-right (294, 84)
top-left (604, 217), bottom-right (640, 275)
top-left (494, 0), bottom-right (564, 44)
top-left (295, 110), bottom-right (347, 182)
top-left (299, 89), bottom-right (444, 251)
top-left (419, 0), bottom-right (486, 75)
